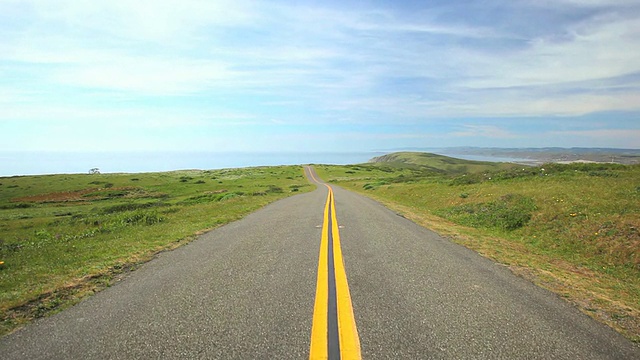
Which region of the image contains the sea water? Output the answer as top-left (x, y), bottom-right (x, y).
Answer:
top-left (0, 151), bottom-right (388, 177)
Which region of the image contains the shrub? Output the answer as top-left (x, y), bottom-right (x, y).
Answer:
top-left (450, 174), bottom-right (482, 185)
top-left (102, 202), bottom-right (165, 214)
top-left (117, 210), bottom-right (164, 226)
top-left (437, 194), bottom-right (537, 231)
top-left (363, 180), bottom-right (388, 190)
top-left (588, 171), bottom-right (619, 178)
top-left (181, 193), bottom-right (224, 204)
top-left (0, 203), bottom-right (33, 210)
top-left (266, 185), bottom-right (283, 193)
top-left (182, 192), bottom-right (241, 204)
top-left (219, 193), bottom-right (238, 201)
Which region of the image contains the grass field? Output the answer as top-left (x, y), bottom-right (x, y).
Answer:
top-left (315, 152), bottom-right (640, 342)
top-left (0, 166), bottom-right (312, 336)
top-left (2, 153), bottom-right (639, 342)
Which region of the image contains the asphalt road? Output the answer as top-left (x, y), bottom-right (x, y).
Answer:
top-left (1, 167), bottom-right (639, 359)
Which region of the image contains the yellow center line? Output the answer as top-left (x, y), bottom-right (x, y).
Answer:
top-left (306, 166), bottom-right (322, 184)
top-left (310, 188), bottom-right (331, 358)
top-left (310, 184), bottom-right (361, 360)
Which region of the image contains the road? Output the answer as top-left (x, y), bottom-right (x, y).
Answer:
top-left (1, 167), bottom-right (638, 359)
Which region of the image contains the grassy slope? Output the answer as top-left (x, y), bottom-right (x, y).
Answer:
top-left (316, 153), bottom-right (640, 342)
top-left (0, 166), bottom-right (313, 336)
top-left (369, 151), bottom-right (518, 174)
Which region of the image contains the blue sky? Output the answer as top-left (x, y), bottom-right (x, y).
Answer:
top-left (2, 0), bottom-right (639, 153)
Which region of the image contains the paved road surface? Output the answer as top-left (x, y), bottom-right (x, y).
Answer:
top-left (1, 167), bottom-right (638, 359)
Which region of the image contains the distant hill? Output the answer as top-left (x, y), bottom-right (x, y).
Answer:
top-left (438, 147), bottom-right (640, 165)
top-left (375, 147), bottom-right (640, 165)
top-left (368, 152), bottom-right (518, 175)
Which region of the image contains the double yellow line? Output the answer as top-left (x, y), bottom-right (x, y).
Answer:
top-left (309, 184), bottom-right (361, 359)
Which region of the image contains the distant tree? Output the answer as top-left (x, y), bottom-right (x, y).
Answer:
top-left (89, 168), bottom-right (101, 174)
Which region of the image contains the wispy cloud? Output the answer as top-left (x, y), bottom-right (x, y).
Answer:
top-left (450, 125), bottom-right (520, 139)
top-left (546, 129), bottom-right (640, 148)
top-left (1, 0), bottom-right (639, 152)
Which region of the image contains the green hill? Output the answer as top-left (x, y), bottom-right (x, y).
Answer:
top-left (369, 152), bottom-right (519, 174)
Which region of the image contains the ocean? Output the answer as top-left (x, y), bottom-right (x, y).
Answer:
top-left (0, 151), bottom-right (388, 177)
top-left (0, 151), bottom-right (539, 177)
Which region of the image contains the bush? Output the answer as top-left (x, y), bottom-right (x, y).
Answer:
top-left (0, 203), bottom-right (33, 210)
top-left (182, 193), bottom-right (224, 204)
top-left (450, 174), bottom-right (482, 185)
top-left (588, 171), bottom-right (619, 178)
top-left (219, 193), bottom-right (238, 201)
top-left (363, 180), bottom-right (389, 190)
top-left (437, 194), bottom-right (537, 231)
top-left (182, 192), bottom-right (241, 204)
top-left (289, 184), bottom-right (308, 190)
top-left (116, 210), bottom-right (164, 226)
top-left (266, 185), bottom-right (283, 193)
top-left (102, 202), bottom-right (165, 214)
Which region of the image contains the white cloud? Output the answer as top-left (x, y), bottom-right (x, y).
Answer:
top-left (546, 129), bottom-right (640, 148)
top-left (30, 0), bottom-right (257, 43)
top-left (52, 56), bottom-right (237, 95)
top-left (456, 17), bottom-right (640, 89)
top-left (1, 0), bottom-right (639, 153)
top-left (527, 0), bottom-right (640, 8)
top-left (450, 125), bottom-right (519, 139)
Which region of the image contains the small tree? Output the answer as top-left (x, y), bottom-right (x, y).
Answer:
top-left (89, 168), bottom-right (100, 175)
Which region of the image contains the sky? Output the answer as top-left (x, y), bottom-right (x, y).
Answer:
top-left (2, 0), bottom-right (640, 153)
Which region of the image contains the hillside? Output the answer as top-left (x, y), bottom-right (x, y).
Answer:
top-left (369, 152), bottom-right (519, 174)
top-left (439, 147), bottom-right (640, 165)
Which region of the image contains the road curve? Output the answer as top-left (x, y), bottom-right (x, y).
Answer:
top-left (1, 166), bottom-right (638, 359)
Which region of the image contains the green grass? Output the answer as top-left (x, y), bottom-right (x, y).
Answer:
top-left (316, 156), bottom-right (640, 341)
top-left (2, 154), bottom-right (639, 341)
top-left (0, 166), bottom-right (313, 335)
top-left (369, 151), bottom-right (519, 174)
